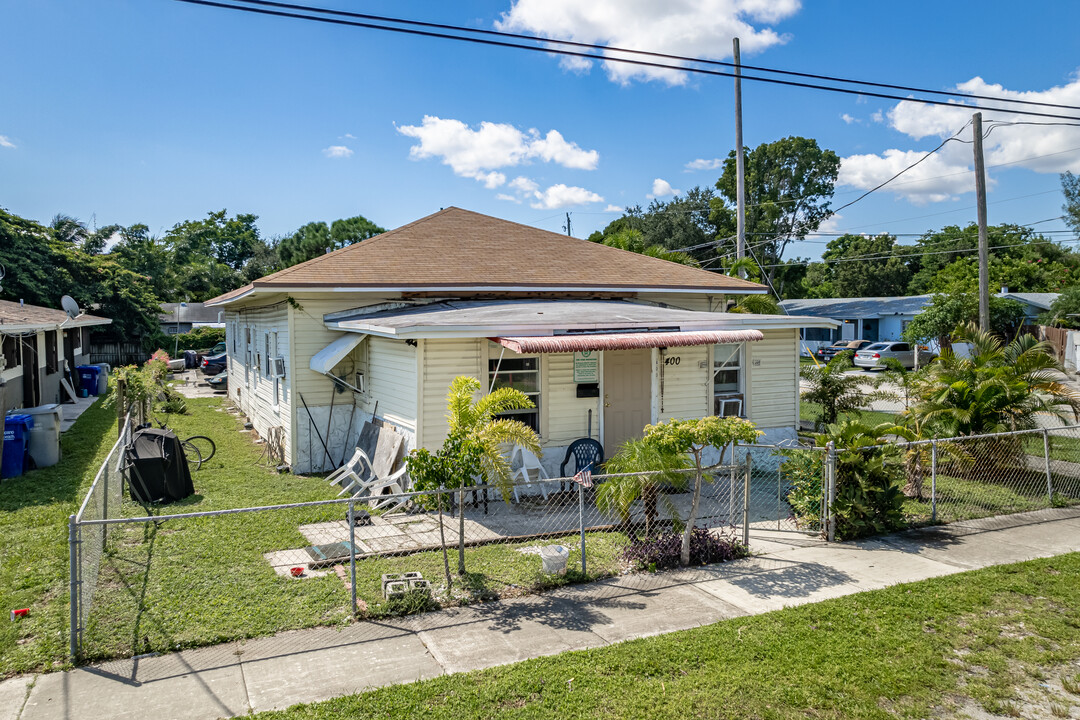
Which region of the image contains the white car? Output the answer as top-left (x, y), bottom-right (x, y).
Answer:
top-left (854, 342), bottom-right (935, 370)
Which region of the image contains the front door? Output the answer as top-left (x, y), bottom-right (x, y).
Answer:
top-left (603, 349), bottom-right (651, 452)
top-left (22, 337), bottom-right (39, 407)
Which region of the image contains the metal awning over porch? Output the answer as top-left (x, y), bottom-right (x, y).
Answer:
top-left (493, 329), bottom-right (763, 354)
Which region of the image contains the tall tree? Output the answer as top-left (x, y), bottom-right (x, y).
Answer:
top-left (710, 136), bottom-right (840, 286)
top-left (278, 214), bottom-right (385, 268)
top-left (804, 233), bottom-right (911, 298)
top-left (1063, 171), bottom-right (1080, 235)
top-left (590, 228), bottom-right (698, 266)
top-left (587, 188), bottom-right (721, 266)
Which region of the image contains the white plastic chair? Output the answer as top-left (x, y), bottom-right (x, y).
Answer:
top-left (509, 445), bottom-right (550, 502)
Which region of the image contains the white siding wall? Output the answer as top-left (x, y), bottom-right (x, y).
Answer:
top-left (746, 328), bottom-right (798, 429)
top-left (544, 352), bottom-right (601, 446)
top-left (420, 338), bottom-right (483, 449)
top-left (657, 345), bottom-right (710, 422)
top-left (224, 302), bottom-right (291, 461)
top-left (636, 293), bottom-right (714, 312)
top-left (365, 337), bottom-right (417, 430)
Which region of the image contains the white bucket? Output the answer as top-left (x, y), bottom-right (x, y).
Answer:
top-left (539, 545), bottom-right (570, 574)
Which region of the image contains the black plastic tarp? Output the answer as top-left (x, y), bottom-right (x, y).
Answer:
top-left (127, 427), bottom-right (194, 504)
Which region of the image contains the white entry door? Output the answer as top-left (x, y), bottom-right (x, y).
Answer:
top-left (603, 349), bottom-right (651, 453)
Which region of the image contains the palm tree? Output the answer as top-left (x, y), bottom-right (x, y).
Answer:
top-left (596, 438), bottom-right (691, 536)
top-left (800, 352), bottom-right (890, 430)
top-left (443, 375), bottom-right (541, 497)
top-left (911, 324), bottom-right (1080, 437)
top-left (727, 293), bottom-right (781, 315)
top-left (600, 229), bottom-right (698, 266)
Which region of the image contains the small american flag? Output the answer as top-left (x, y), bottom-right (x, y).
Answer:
top-left (572, 464), bottom-right (593, 488)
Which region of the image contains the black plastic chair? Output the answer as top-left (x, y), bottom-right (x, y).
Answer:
top-left (559, 438), bottom-right (604, 491)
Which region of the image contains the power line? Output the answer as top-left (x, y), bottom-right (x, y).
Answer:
top-left (174, 0), bottom-right (1080, 122)
top-left (220, 0), bottom-right (1080, 114)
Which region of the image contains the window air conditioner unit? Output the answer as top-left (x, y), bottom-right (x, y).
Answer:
top-left (271, 356), bottom-right (286, 378)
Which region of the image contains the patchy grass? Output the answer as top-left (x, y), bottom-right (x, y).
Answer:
top-left (253, 554), bottom-right (1080, 720)
top-left (0, 391), bottom-right (120, 676)
top-left (799, 400), bottom-right (898, 428)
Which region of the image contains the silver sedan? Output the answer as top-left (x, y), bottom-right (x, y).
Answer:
top-left (854, 342), bottom-right (935, 370)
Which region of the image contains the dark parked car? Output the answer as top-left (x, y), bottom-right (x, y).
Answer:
top-left (206, 370), bottom-right (228, 393)
top-left (816, 339), bottom-right (874, 363)
top-left (201, 353), bottom-right (227, 375)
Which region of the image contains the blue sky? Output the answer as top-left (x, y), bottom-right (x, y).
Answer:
top-left (2, 0), bottom-right (1079, 260)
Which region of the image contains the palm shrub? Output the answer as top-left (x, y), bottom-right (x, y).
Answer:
top-left (816, 420), bottom-right (908, 540)
top-left (800, 351), bottom-right (890, 430)
top-left (911, 324), bottom-right (1080, 474)
top-left (780, 449), bottom-right (825, 530)
top-left (596, 438), bottom-right (691, 537)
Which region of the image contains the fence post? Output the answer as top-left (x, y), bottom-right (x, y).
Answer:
top-left (348, 500), bottom-right (357, 616)
top-left (930, 440), bottom-right (938, 523)
top-left (102, 462), bottom-right (109, 551)
top-left (825, 442), bottom-right (836, 542)
top-left (742, 452), bottom-right (751, 548)
top-left (1043, 429), bottom-right (1054, 502)
top-left (578, 481), bottom-right (586, 576)
top-left (68, 514), bottom-right (79, 662)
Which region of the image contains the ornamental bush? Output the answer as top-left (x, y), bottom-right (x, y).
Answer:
top-left (621, 527), bottom-right (747, 571)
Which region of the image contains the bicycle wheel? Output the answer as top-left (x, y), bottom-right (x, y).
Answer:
top-left (184, 435), bottom-right (216, 464)
top-left (181, 441), bottom-right (203, 471)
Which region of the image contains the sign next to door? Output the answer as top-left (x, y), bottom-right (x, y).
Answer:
top-left (573, 350), bottom-right (598, 383)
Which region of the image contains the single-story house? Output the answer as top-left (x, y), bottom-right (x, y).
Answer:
top-left (782, 289), bottom-right (1058, 355)
top-left (0, 300), bottom-right (112, 411)
top-left (159, 302), bottom-right (225, 334)
top-left (206, 207), bottom-right (835, 475)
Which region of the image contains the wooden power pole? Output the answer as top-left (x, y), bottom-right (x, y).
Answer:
top-left (733, 37), bottom-right (746, 275)
top-left (973, 112), bottom-right (990, 332)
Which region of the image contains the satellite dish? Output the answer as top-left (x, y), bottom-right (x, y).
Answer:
top-left (61, 295), bottom-right (81, 319)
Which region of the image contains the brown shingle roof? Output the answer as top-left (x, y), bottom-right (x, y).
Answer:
top-left (0, 300), bottom-right (111, 329)
top-left (207, 207), bottom-right (763, 305)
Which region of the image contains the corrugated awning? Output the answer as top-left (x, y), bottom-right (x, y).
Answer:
top-left (310, 333), bottom-right (367, 374)
top-left (492, 329), bottom-right (764, 354)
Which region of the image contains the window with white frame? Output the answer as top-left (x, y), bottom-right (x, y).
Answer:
top-left (713, 343), bottom-right (744, 417)
top-left (264, 332), bottom-right (271, 377)
top-left (488, 354), bottom-right (540, 433)
top-left (271, 331), bottom-right (280, 405)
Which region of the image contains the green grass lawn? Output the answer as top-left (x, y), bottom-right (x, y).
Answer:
top-left (2, 395), bottom-right (635, 670)
top-left (254, 553), bottom-right (1080, 720)
top-left (0, 392), bottom-right (121, 676)
top-left (799, 400), bottom-right (899, 428)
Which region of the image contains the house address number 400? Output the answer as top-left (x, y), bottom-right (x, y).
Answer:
top-left (663, 356), bottom-right (681, 366)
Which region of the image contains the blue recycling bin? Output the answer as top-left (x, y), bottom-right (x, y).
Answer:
top-left (2, 414), bottom-right (34, 479)
top-left (76, 365), bottom-right (102, 396)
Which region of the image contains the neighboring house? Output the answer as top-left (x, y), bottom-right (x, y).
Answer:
top-left (782, 289), bottom-right (1059, 355)
top-left (206, 207), bottom-right (835, 474)
top-left (159, 302), bottom-right (225, 334)
top-left (0, 300), bottom-right (112, 411)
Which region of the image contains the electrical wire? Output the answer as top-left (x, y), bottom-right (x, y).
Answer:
top-left (217, 0), bottom-right (1080, 113)
top-left (173, 0), bottom-right (1080, 122)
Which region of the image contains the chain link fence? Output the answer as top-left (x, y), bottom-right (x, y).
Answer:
top-left (68, 460), bottom-right (754, 664)
top-left (69, 411), bottom-right (133, 659)
top-left (736, 442), bottom-right (828, 533)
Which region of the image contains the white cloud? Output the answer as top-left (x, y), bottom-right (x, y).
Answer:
top-left (648, 178), bottom-right (681, 198)
top-left (870, 110), bottom-right (884, 124)
top-left (840, 113), bottom-right (856, 125)
top-left (685, 157), bottom-right (722, 171)
top-left (397, 116), bottom-right (599, 187)
top-left (509, 176), bottom-right (540, 194)
top-left (496, 0), bottom-right (800, 86)
top-left (529, 183), bottom-right (604, 209)
top-left (815, 213), bottom-right (844, 234)
top-left (343, 133), bottom-right (356, 139)
top-left (840, 74), bottom-right (1080, 203)
top-left (322, 145), bottom-right (354, 159)
top-left (0, 135), bottom-right (15, 149)
top-left (496, 193), bottom-right (521, 203)
top-left (604, 204), bottom-right (625, 213)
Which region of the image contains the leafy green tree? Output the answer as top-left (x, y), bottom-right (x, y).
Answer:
top-left (590, 228), bottom-right (698, 266)
top-left (0, 207), bottom-right (60, 305)
top-left (112, 224), bottom-right (174, 301)
top-left (800, 352), bottom-right (890, 429)
top-left (639, 416), bottom-right (760, 565)
top-left (803, 233), bottom-right (911, 298)
top-left (588, 188), bottom-right (719, 266)
top-left (911, 323), bottom-right (1080, 437)
top-left (1042, 285), bottom-right (1080, 327)
top-left (710, 136), bottom-right (840, 286)
top-left (1063, 171), bottom-right (1080, 235)
top-left (278, 215), bottom-right (385, 268)
top-left (597, 438), bottom-right (691, 537)
top-left (902, 293), bottom-right (1026, 350)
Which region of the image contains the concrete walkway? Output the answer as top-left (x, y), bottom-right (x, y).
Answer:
top-left (7, 508), bottom-right (1080, 720)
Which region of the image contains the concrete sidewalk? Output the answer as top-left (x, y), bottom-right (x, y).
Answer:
top-left (7, 508), bottom-right (1080, 720)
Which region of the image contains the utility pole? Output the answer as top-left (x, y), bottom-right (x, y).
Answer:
top-left (973, 112), bottom-right (990, 332)
top-left (733, 37), bottom-right (747, 277)
top-left (564, 212), bottom-right (572, 237)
